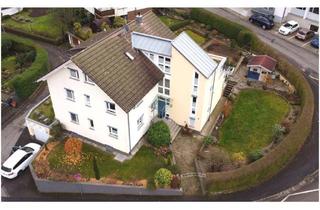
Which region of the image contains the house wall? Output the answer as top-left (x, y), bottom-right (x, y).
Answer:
top-left (248, 65), bottom-right (272, 82)
top-left (128, 85), bottom-right (158, 149)
top-left (46, 61), bottom-right (131, 154)
top-left (169, 47), bottom-right (210, 132)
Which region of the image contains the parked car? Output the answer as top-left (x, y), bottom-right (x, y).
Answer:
top-left (249, 14), bottom-right (274, 30)
top-left (279, 20), bottom-right (299, 35)
top-left (311, 35), bottom-right (319, 48)
top-left (295, 28), bottom-right (315, 41)
top-left (1, 143), bottom-right (41, 179)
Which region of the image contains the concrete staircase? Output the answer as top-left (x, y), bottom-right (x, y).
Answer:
top-left (152, 118), bottom-right (181, 142)
top-left (223, 80), bottom-right (237, 97)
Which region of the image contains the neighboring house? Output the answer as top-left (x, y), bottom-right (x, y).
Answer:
top-left (85, 7), bottom-right (150, 21)
top-left (1, 8), bottom-right (23, 16)
top-left (32, 11), bottom-right (227, 155)
top-left (230, 7), bottom-right (319, 32)
top-left (247, 55), bottom-right (277, 82)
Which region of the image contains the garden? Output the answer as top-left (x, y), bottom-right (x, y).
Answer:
top-left (2, 9), bottom-right (66, 42)
top-left (29, 97), bottom-right (55, 126)
top-left (32, 121), bottom-right (181, 190)
top-left (1, 34), bottom-right (48, 99)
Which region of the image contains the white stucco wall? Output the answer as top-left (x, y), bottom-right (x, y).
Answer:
top-left (46, 61), bottom-right (132, 153)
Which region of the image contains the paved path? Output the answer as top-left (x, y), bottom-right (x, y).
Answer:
top-left (206, 8), bottom-right (319, 74)
top-left (207, 8), bottom-right (319, 201)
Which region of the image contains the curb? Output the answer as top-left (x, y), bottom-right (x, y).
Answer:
top-left (257, 170), bottom-right (319, 201)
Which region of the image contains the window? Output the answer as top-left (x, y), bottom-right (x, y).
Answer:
top-left (84, 94), bottom-right (90, 106)
top-left (191, 96), bottom-right (197, 115)
top-left (108, 126), bottom-right (118, 138)
top-left (309, 7), bottom-right (319, 14)
top-left (65, 88), bottom-right (75, 101)
top-left (149, 53), bottom-right (154, 61)
top-left (193, 72), bottom-right (199, 95)
top-left (137, 114), bottom-right (144, 130)
top-left (296, 7), bottom-right (306, 10)
top-left (158, 78), bottom-right (170, 96)
top-left (84, 74), bottom-right (94, 84)
top-left (158, 55), bottom-right (171, 74)
top-left (106, 101), bottom-right (116, 114)
top-left (69, 68), bottom-right (79, 79)
top-left (88, 118), bottom-right (94, 129)
top-left (70, 112), bottom-right (79, 123)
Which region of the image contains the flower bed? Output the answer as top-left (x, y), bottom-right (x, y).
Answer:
top-left (33, 137), bottom-right (180, 189)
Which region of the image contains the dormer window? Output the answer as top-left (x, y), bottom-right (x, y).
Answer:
top-left (69, 68), bottom-right (79, 80)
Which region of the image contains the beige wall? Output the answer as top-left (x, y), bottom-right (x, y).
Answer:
top-left (170, 47), bottom-right (208, 131)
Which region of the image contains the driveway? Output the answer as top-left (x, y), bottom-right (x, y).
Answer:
top-left (206, 8), bottom-right (319, 74)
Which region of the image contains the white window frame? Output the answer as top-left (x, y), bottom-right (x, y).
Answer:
top-left (88, 118), bottom-right (94, 130)
top-left (106, 101), bottom-right (116, 114)
top-left (158, 77), bottom-right (170, 96)
top-left (108, 126), bottom-right (118, 138)
top-left (84, 73), bottom-right (94, 84)
top-left (137, 114), bottom-right (144, 130)
top-left (158, 55), bottom-right (171, 74)
top-left (69, 68), bottom-right (79, 80)
top-left (70, 112), bottom-right (79, 124)
top-left (191, 96), bottom-right (197, 116)
top-left (65, 88), bottom-right (75, 101)
top-left (189, 117), bottom-right (195, 127)
top-left (193, 72), bottom-right (199, 96)
top-left (84, 94), bottom-right (91, 107)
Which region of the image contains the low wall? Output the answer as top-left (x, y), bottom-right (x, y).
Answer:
top-left (29, 164), bottom-right (183, 196)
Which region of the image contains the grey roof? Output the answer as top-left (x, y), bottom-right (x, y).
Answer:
top-left (131, 31), bottom-right (172, 56)
top-left (172, 32), bottom-right (218, 78)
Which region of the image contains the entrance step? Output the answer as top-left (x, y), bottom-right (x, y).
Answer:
top-left (223, 80), bottom-right (237, 97)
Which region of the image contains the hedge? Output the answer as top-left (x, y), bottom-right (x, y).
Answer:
top-left (189, 9), bottom-right (314, 194)
top-left (169, 20), bottom-right (191, 31)
top-left (147, 121), bottom-right (171, 147)
top-left (2, 34), bottom-right (49, 100)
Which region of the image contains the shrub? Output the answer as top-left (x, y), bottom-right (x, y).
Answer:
top-left (3, 34), bottom-right (49, 100)
top-left (63, 137), bottom-right (83, 165)
top-left (73, 22), bottom-right (81, 33)
top-left (169, 19), bottom-right (190, 31)
top-left (50, 121), bottom-right (63, 140)
top-left (100, 22), bottom-right (110, 31)
top-left (147, 121), bottom-right (171, 147)
top-left (154, 146), bottom-right (171, 157)
top-left (113, 16), bottom-right (126, 28)
top-left (232, 152), bottom-right (247, 167)
top-left (203, 136), bottom-right (213, 146)
top-left (154, 168), bottom-right (173, 188)
top-left (248, 150), bottom-right (263, 163)
top-left (93, 156), bottom-right (100, 180)
top-left (1, 37), bottom-right (12, 57)
top-left (170, 175), bottom-right (181, 189)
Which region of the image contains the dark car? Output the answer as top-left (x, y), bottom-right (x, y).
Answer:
top-left (295, 28), bottom-right (315, 41)
top-left (249, 14), bottom-right (274, 30)
top-left (311, 35), bottom-right (319, 48)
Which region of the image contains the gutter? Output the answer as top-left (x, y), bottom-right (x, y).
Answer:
top-left (127, 112), bottom-right (132, 154)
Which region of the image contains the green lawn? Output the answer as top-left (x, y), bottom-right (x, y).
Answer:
top-left (159, 16), bottom-right (183, 27)
top-left (219, 89), bottom-right (290, 155)
top-left (185, 30), bottom-right (206, 45)
top-left (47, 143), bottom-right (168, 181)
top-left (3, 10), bottom-right (65, 40)
top-left (30, 98), bottom-right (55, 125)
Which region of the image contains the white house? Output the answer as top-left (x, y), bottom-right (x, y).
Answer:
top-left (30, 11), bottom-right (228, 155)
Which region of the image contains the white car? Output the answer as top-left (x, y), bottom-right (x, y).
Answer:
top-left (278, 20), bottom-right (299, 35)
top-left (1, 143), bottom-right (41, 179)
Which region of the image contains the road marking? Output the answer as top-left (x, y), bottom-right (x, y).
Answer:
top-left (281, 189), bottom-right (319, 201)
top-left (302, 40), bottom-right (312, 47)
top-left (288, 35), bottom-right (296, 40)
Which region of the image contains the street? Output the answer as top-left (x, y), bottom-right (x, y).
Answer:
top-left (1, 9), bottom-right (319, 201)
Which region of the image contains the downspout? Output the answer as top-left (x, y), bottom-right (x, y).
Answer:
top-left (127, 112), bottom-right (132, 154)
top-left (208, 69), bottom-right (217, 114)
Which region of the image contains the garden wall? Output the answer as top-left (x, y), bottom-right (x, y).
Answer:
top-left (2, 33), bottom-right (49, 100)
top-left (190, 8), bottom-right (314, 194)
top-left (29, 164), bottom-right (183, 196)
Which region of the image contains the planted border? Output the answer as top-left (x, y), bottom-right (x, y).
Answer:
top-left (190, 8), bottom-right (314, 194)
top-left (2, 33), bottom-right (49, 100)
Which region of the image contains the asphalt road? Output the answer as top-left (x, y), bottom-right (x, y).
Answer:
top-left (206, 8), bottom-right (319, 75)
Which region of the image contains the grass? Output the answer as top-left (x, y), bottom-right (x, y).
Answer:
top-left (159, 16), bottom-right (183, 27)
top-left (29, 98), bottom-right (55, 125)
top-left (185, 29), bottom-right (206, 45)
top-left (2, 10), bottom-right (65, 40)
top-left (47, 142), bottom-right (168, 181)
top-left (219, 89), bottom-right (290, 155)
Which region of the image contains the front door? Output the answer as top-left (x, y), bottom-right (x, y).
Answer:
top-left (158, 99), bottom-right (166, 118)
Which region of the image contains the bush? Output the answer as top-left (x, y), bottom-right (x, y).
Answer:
top-left (169, 19), bottom-right (190, 31)
top-left (3, 34), bottom-right (49, 100)
top-left (170, 175), bottom-right (181, 189)
top-left (93, 156), bottom-right (100, 180)
top-left (248, 150), bottom-right (263, 163)
top-left (1, 37), bottom-right (12, 57)
top-left (147, 121), bottom-right (171, 147)
top-left (203, 136), bottom-right (213, 146)
top-left (100, 22), bottom-right (110, 31)
top-left (50, 121), bottom-right (63, 140)
top-left (232, 152), bottom-right (247, 167)
top-left (113, 16), bottom-right (126, 28)
top-left (273, 124), bottom-right (286, 143)
top-left (154, 168), bottom-right (173, 188)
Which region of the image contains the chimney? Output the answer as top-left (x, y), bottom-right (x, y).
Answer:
top-left (135, 12), bottom-right (143, 26)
